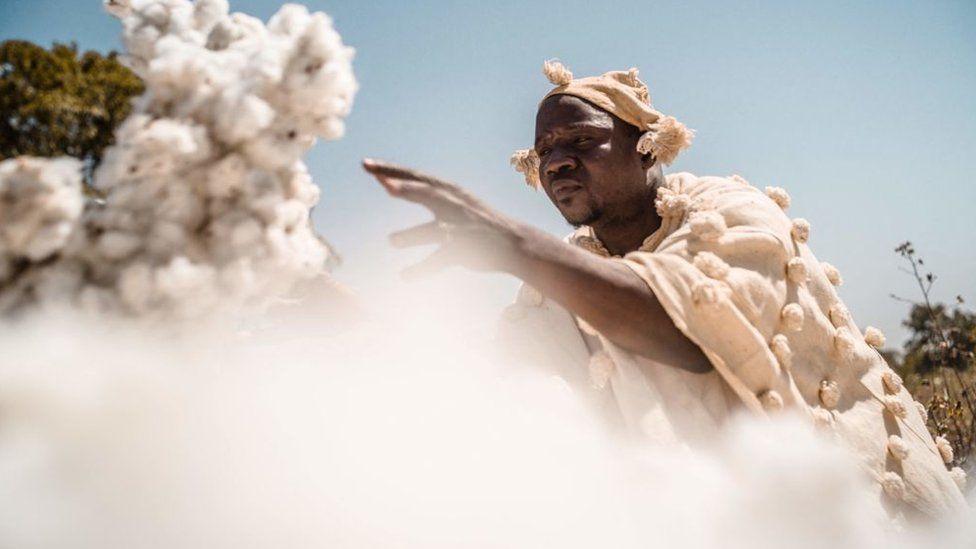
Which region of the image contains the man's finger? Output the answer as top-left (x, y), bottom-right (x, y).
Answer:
top-left (401, 247), bottom-right (453, 280)
top-left (362, 158), bottom-right (454, 191)
top-left (389, 221), bottom-right (444, 248)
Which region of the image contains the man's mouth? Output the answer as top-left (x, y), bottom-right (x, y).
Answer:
top-left (551, 179), bottom-right (583, 201)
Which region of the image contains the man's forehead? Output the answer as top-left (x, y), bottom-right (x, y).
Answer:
top-left (535, 96), bottom-right (613, 139)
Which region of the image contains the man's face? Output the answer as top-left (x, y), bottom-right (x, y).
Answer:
top-left (534, 94), bottom-right (651, 227)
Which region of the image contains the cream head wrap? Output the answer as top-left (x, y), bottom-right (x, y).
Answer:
top-left (511, 60), bottom-right (694, 189)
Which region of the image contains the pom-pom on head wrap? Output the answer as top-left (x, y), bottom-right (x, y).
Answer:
top-left (512, 60), bottom-right (694, 189)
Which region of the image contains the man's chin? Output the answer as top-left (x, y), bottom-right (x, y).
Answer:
top-left (560, 207), bottom-right (602, 228)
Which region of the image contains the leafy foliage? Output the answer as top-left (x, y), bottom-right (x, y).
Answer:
top-left (0, 40), bottom-right (143, 184)
top-left (891, 242), bottom-right (975, 468)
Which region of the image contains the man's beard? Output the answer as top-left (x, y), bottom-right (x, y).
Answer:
top-left (560, 196), bottom-right (604, 228)
top-left (566, 207), bottom-right (603, 228)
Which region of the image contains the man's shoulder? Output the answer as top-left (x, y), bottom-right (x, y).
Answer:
top-left (662, 171), bottom-right (795, 245)
top-left (665, 171), bottom-right (764, 199)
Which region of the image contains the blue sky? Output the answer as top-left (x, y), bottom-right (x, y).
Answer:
top-left (2, 0), bottom-right (974, 344)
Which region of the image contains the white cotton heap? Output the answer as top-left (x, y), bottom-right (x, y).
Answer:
top-left (0, 157), bottom-right (85, 311)
top-left (0, 0), bottom-right (357, 319)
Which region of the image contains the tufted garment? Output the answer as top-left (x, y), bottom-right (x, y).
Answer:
top-left (610, 172), bottom-right (967, 518)
top-left (498, 171), bottom-right (966, 518)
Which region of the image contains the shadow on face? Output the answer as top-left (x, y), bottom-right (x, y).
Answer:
top-left (534, 95), bottom-right (654, 228)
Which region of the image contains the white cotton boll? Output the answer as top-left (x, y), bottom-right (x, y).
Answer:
top-left (887, 435), bottom-right (910, 460)
top-left (764, 186), bottom-right (791, 209)
top-left (267, 3), bottom-right (311, 36)
top-left (97, 231), bottom-right (142, 261)
top-left (204, 154), bottom-right (248, 198)
top-left (205, 18), bottom-right (240, 50)
top-left (786, 257), bottom-right (807, 283)
top-left (935, 436), bottom-right (954, 464)
top-left (884, 395), bottom-right (908, 419)
top-left (770, 334), bottom-right (792, 370)
top-left (688, 210), bottom-right (726, 241)
top-left (822, 262), bottom-right (843, 286)
top-left (693, 252), bottom-right (730, 280)
top-left (156, 184), bottom-right (204, 227)
top-left (192, 0), bottom-right (228, 31)
top-left (213, 92), bottom-right (274, 145)
top-left (230, 218), bottom-right (264, 252)
top-left (154, 257), bottom-right (214, 299)
top-left (243, 126), bottom-right (315, 170)
top-left (139, 1), bottom-right (173, 29)
top-left (881, 472), bottom-right (905, 499)
top-left (0, 157), bottom-right (83, 262)
top-left (863, 326), bottom-right (885, 349)
top-left (781, 303), bottom-right (804, 332)
top-left (146, 221), bottom-right (188, 257)
top-left (24, 222), bottom-right (75, 262)
top-left (283, 164), bottom-right (320, 207)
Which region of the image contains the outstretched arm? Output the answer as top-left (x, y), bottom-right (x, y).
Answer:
top-left (362, 159), bottom-right (710, 372)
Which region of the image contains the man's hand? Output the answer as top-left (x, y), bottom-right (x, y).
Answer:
top-left (362, 159), bottom-right (524, 278)
top-left (362, 158), bottom-right (711, 373)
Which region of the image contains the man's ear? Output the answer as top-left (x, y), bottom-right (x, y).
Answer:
top-left (641, 152), bottom-right (657, 170)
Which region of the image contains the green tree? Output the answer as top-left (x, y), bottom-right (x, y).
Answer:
top-left (0, 40), bottom-right (143, 185)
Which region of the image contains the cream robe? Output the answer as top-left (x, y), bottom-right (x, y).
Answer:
top-left (498, 171), bottom-right (967, 518)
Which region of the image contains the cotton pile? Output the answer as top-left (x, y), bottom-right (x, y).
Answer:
top-left (0, 0), bottom-right (357, 319)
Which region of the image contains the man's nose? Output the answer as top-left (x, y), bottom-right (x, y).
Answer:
top-left (544, 152), bottom-right (577, 177)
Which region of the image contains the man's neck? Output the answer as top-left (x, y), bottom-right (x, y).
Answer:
top-left (592, 207), bottom-right (662, 256)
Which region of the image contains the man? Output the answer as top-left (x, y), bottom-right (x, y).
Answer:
top-left (362, 61), bottom-right (966, 518)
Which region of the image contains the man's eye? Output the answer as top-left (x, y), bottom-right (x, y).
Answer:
top-left (538, 148), bottom-right (551, 157)
top-left (574, 137), bottom-right (591, 145)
